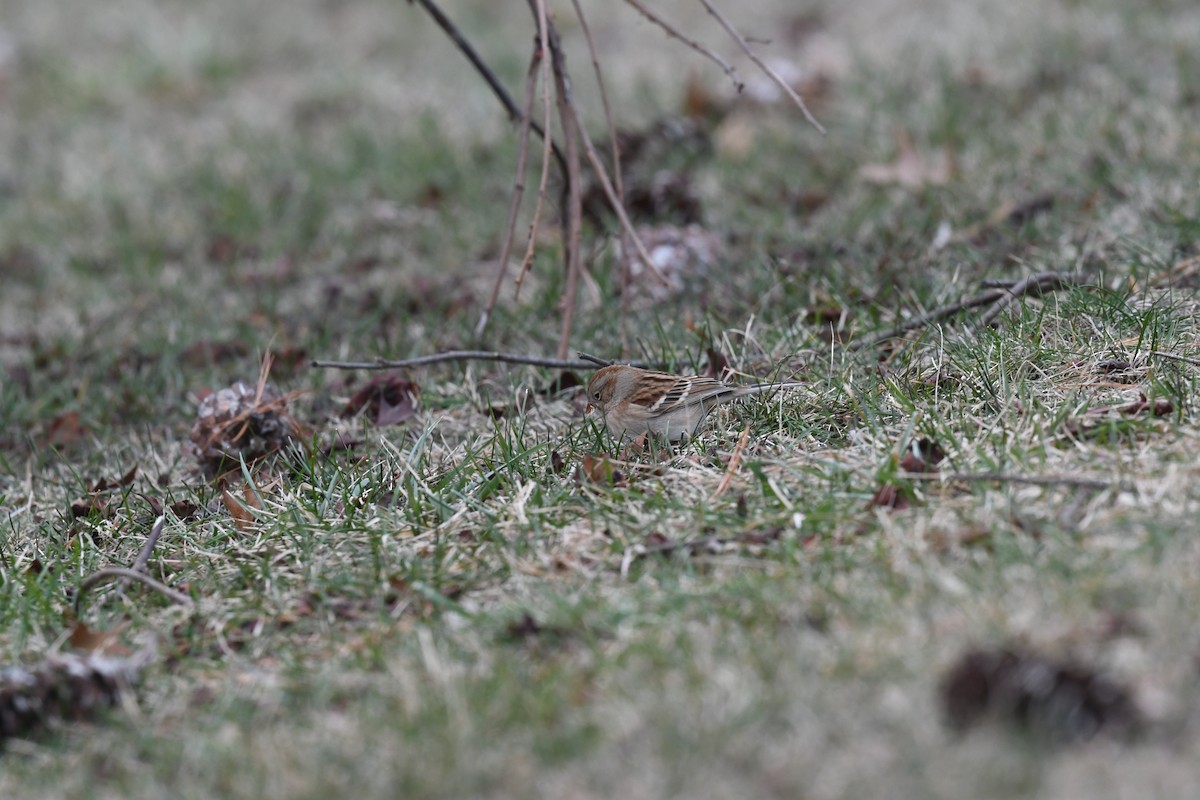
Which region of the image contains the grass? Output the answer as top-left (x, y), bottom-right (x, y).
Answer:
top-left (3, 0), bottom-right (1200, 797)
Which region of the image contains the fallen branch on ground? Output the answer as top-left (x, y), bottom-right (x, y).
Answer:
top-left (312, 350), bottom-right (663, 371)
top-left (76, 567), bottom-right (194, 613)
top-left (902, 471), bottom-right (1126, 491)
top-left (848, 272), bottom-right (1085, 351)
top-left (1150, 350), bottom-right (1200, 368)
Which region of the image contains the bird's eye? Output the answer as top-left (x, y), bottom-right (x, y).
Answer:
top-left (593, 391), bottom-right (601, 400)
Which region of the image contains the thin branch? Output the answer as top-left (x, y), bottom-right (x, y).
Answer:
top-left (972, 271), bottom-right (1079, 330)
top-left (622, 0), bottom-right (743, 92)
top-left (542, 21), bottom-right (667, 287)
top-left (76, 567), bottom-right (194, 613)
top-left (574, 103), bottom-right (668, 288)
top-left (131, 514), bottom-right (166, 574)
top-left (571, 0), bottom-right (632, 352)
top-left (514, 0), bottom-right (555, 303)
top-left (848, 272), bottom-right (1084, 351)
top-left (572, 1), bottom-right (623, 204)
top-left (696, 0), bottom-right (825, 134)
top-left (476, 47), bottom-right (544, 339)
top-left (847, 291), bottom-right (1006, 351)
top-left (1150, 350), bottom-right (1200, 368)
top-left (576, 351), bottom-right (613, 367)
top-left (410, 0), bottom-right (568, 181)
top-left (543, 9), bottom-right (586, 361)
top-left (107, 514), bottom-right (170, 606)
top-left (312, 350), bottom-right (662, 371)
top-left (903, 471), bottom-right (1124, 491)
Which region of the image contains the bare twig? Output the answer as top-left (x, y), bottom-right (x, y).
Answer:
top-left (972, 271), bottom-right (1078, 330)
top-left (576, 351), bottom-right (613, 367)
top-left (410, 0), bottom-right (567, 181)
top-left (571, 0), bottom-right (632, 351)
top-left (622, 0), bottom-right (743, 92)
top-left (1150, 350), bottom-right (1200, 368)
top-left (696, 0), bottom-right (825, 134)
top-left (903, 471), bottom-right (1124, 491)
top-left (312, 350), bottom-right (662, 371)
top-left (848, 272), bottom-right (1084, 351)
top-left (577, 120), bottom-right (668, 285)
top-left (847, 291), bottom-right (1006, 351)
top-left (571, 0), bottom-right (623, 203)
top-left (131, 514), bottom-right (166, 574)
top-left (476, 47), bottom-right (544, 339)
top-left (514, 0), bottom-right (555, 303)
top-left (543, 9), bottom-right (586, 361)
top-left (103, 514), bottom-right (170, 607)
top-left (76, 567), bottom-right (194, 614)
top-left (539, 18), bottom-right (666, 289)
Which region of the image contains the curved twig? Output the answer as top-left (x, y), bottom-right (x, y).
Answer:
top-left (576, 352), bottom-right (613, 367)
top-left (696, 0), bottom-right (825, 134)
top-left (476, 47), bottom-right (544, 339)
top-left (622, 0), bottom-right (743, 92)
top-left (410, 0), bottom-right (568, 180)
top-left (513, 0), bottom-right (556, 304)
top-left (542, 7), bottom-right (586, 361)
top-left (1150, 350), bottom-right (1200, 368)
top-left (902, 471), bottom-right (1124, 491)
top-left (312, 350), bottom-right (662, 371)
top-left (76, 567), bottom-right (194, 613)
top-left (538, 14), bottom-right (667, 290)
top-left (848, 272), bottom-right (1084, 351)
top-left (972, 271), bottom-right (1077, 329)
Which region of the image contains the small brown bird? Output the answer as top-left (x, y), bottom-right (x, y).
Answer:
top-left (585, 364), bottom-right (804, 442)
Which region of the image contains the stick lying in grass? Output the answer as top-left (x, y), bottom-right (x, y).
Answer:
top-left (848, 271), bottom-right (1085, 351)
top-left (312, 350), bottom-right (663, 371)
top-left (1150, 350), bottom-right (1200, 368)
top-left (75, 515), bottom-right (194, 614)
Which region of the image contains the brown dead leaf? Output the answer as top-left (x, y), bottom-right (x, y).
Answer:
top-left (705, 347), bottom-right (732, 382)
top-left (68, 618), bottom-right (132, 656)
top-left (900, 437), bottom-right (946, 474)
top-left (869, 483), bottom-right (909, 511)
top-left (47, 411), bottom-right (87, 446)
top-left (70, 494), bottom-right (112, 520)
top-left (581, 454), bottom-right (626, 487)
top-left (221, 489), bottom-right (255, 533)
top-left (343, 374), bottom-right (420, 427)
top-left (170, 499), bottom-right (200, 519)
top-left (859, 131), bottom-right (956, 189)
top-left (241, 481), bottom-right (263, 511)
top-left (683, 69), bottom-right (724, 119)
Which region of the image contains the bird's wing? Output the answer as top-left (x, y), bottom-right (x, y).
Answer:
top-left (646, 376), bottom-right (736, 414)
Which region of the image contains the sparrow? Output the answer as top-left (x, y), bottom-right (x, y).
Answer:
top-left (584, 364), bottom-right (803, 442)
